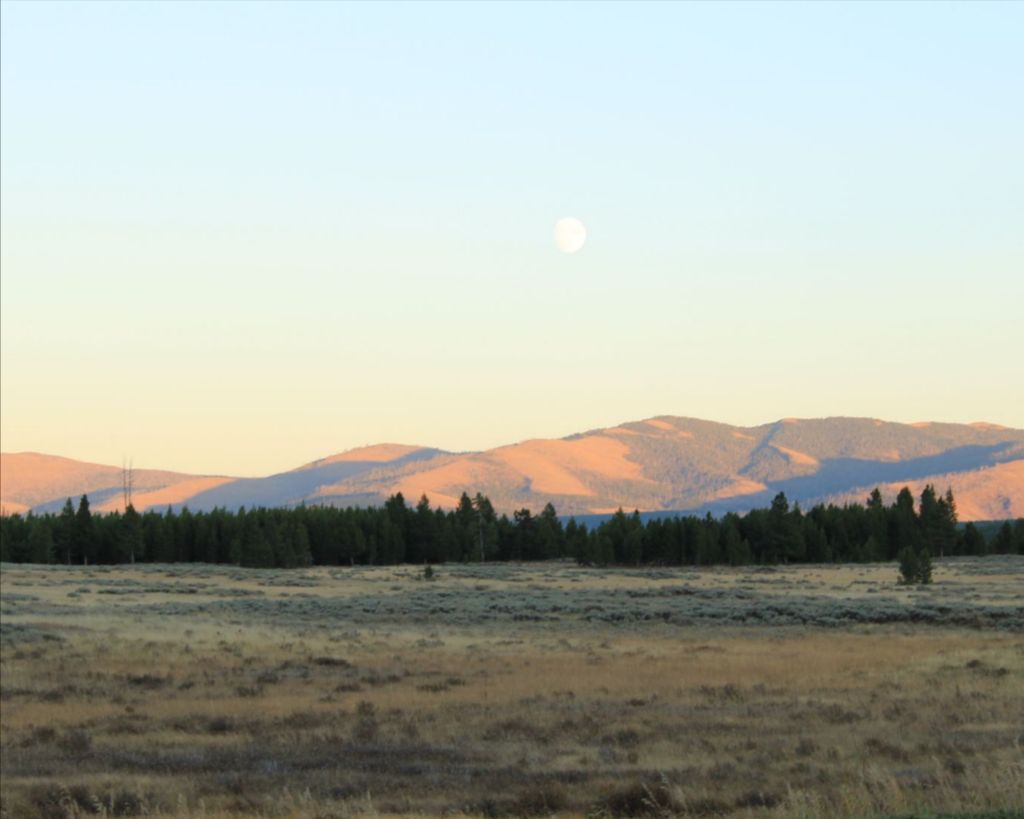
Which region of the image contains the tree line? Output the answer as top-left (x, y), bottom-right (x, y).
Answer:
top-left (1, 486), bottom-right (1022, 568)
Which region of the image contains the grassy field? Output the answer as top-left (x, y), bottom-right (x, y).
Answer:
top-left (1, 557), bottom-right (1022, 818)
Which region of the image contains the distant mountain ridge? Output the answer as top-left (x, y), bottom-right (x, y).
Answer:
top-left (3, 417), bottom-right (1022, 520)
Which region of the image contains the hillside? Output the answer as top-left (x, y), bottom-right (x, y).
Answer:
top-left (0, 453), bottom-right (233, 515)
top-left (2, 417), bottom-right (1022, 520)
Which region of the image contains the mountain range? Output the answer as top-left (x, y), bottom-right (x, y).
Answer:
top-left (2, 417), bottom-right (1022, 521)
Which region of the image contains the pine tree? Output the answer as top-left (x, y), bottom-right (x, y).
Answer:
top-left (56, 498), bottom-right (75, 564)
top-left (722, 520), bottom-right (754, 566)
top-left (536, 502), bottom-right (564, 559)
top-left (431, 508), bottom-right (455, 562)
top-left (917, 547), bottom-right (933, 584)
top-left (377, 516), bottom-right (405, 564)
top-left (2, 515), bottom-right (28, 562)
top-left (928, 486), bottom-right (958, 557)
top-left (410, 495), bottom-right (435, 563)
top-left (897, 545), bottom-right (933, 585)
top-left (120, 504), bottom-right (144, 564)
top-left (385, 493), bottom-right (411, 549)
top-left (890, 487), bottom-right (921, 554)
top-left (862, 535), bottom-right (882, 563)
top-left (897, 546), bottom-right (920, 585)
top-left (454, 493), bottom-right (478, 561)
top-left (625, 527), bottom-right (644, 565)
top-left (0, 517), bottom-right (11, 562)
top-left (513, 508), bottom-right (536, 560)
top-left (472, 493), bottom-right (498, 562)
top-left (74, 495), bottom-right (95, 565)
top-left (564, 518), bottom-right (589, 563)
top-left (27, 520), bottom-right (54, 564)
top-left (766, 492), bottom-right (800, 563)
top-left (1013, 519), bottom-right (1024, 555)
top-left (865, 487), bottom-right (889, 557)
top-left (963, 522), bottom-right (986, 556)
top-left (244, 519), bottom-right (273, 568)
top-left (289, 521), bottom-right (312, 567)
top-left (919, 484), bottom-right (942, 554)
top-left (993, 522), bottom-right (1014, 554)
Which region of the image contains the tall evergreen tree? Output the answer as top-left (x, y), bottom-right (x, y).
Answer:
top-left (472, 493), bottom-right (499, 562)
top-left (720, 516), bottom-right (751, 566)
top-left (564, 518), bottom-right (589, 563)
top-left (74, 495), bottom-right (95, 565)
top-left (454, 493), bottom-right (478, 561)
top-left (411, 495), bottom-right (436, 563)
top-left (890, 487), bottom-right (921, 553)
top-left (962, 522), bottom-right (986, 556)
top-left (536, 502), bottom-right (565, 559)
top-left (56, 498), bottom-right (76, 564)
top-left (992, 522), bottom-right (1014, 554)
top-left (919, 485), bottom-right (947, 556)
top-left (513, 508), bottom-right (537, 560)
top-left (765, 492), bottom-right (800, 563)
top-left (119, 504), bottom-right (144, 564)
top-left (2, 514), bottom-right (28, 562)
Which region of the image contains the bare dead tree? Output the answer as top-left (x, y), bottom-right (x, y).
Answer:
top-left (121, 457), bottom-right (135, 510)
top-left (121, 456), bottom-right (137, 563)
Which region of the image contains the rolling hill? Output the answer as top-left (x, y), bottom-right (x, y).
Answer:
top-left (2, 417), bottom-right (1022, 520)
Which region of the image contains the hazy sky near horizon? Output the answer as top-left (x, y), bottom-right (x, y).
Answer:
top-left (2, 1), bottom-right (1022, 476)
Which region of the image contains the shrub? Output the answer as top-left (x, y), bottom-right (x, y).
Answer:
top-left (597, 780), bottom-right (679, 816)
top-left (206, 716), bottom-right (234, 733)
top-left (897, 547), bottom-right (933, 585)
top-left (917, 548), bottom-right (933, 584)
top-left (57, 729), bottom-right (92, 754)
top-left (353, 700), bottom-right (379, 742)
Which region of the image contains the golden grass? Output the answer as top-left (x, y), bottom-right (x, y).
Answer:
top-left (1, 560), bottom-right (1023, 818)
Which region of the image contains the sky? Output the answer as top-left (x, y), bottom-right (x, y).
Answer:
top-left (1, 1), bottom-right (1022, 477)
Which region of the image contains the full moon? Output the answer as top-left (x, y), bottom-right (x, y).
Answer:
top-left (554, 217), bottom-right (586, 254)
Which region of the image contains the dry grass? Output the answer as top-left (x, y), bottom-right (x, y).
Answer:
top-left (1, 557), bottom-right (1023, 817)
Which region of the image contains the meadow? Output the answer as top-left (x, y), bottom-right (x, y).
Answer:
top-left (1, 557), bottom-right (1022, 818)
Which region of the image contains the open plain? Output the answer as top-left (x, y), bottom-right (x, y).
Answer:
top-left (1, 558), bottom-right (1022, 818)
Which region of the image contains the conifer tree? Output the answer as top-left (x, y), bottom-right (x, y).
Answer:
top-left (962, 522), bottom-right (986, 556)
top-left (917, 547), bottom-right (933, 584)
top-left (536, 502), bottom-right (564, 559)
top-left (454, 493), bottom-right (478, 560)
top-left (897, 546), bottom-right (920, 585)
top-left (721, 519), bottom-right (751, 566)
top-left (993, 522), bottom-right (1014, 554)
top-left (513, 508), bottom-right (536, 560)
top-left (411, 495), bottom-right (436, 563)
top-left (120, 504), bottom-right (144, 564)
top-left (57, 498), bottom-right (75, 564)
top-left (1013, 519), bottom-right (1024, 555)
top-left (74, 495), bottom-right (95, 565)
top-left (472, 493), bottom-right (499, 562)
top-left (891, 487), bottom-right (921, 553)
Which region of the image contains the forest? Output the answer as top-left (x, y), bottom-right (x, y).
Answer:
top-left (1, 486), bottom-right (1022, 569)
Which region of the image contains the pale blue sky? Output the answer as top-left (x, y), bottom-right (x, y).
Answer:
top-left (2, 1), bottom-right (1022, 475)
